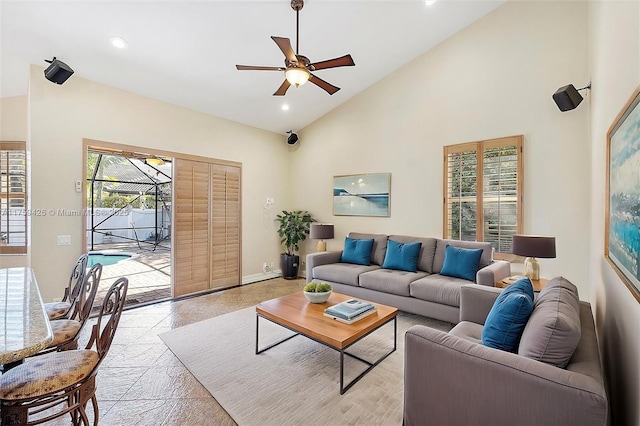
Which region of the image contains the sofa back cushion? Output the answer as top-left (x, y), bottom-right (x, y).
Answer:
top-left (433, 239), bottom-right (493, 274)
top-left (340, 237), bottom-right (374, 265)
top-left (389, 235), bottom-right (437, 273)
top-left (348, 233), bottom-right (388, 266)
top-left (518, 276), bottom-right (581, 368)
top-left (481, 278), bottom-right (534, 352)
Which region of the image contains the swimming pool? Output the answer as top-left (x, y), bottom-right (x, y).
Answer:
top-left (87, 252), bottom-right (133, 267)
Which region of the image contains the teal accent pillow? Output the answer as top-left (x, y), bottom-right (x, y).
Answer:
top-left (482, 278), bottom-right (535, 352)
top-left (382, 240), bottom-right (422, 272)
top-left (340, 237), bottom-right (374, 265)
top-left (440, 245), bottom-right (483, 282)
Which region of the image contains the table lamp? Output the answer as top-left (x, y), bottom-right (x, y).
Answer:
top-left (512, 235), bottom-right (556, 280)
top-left (310, 224), bottom-right (334, 252)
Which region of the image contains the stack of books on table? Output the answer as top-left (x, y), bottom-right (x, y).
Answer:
top-left (324, 299), bottom-right (377, 324)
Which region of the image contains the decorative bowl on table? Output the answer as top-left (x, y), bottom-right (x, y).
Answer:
top-left (303, 282), bottom-right (333, 303)
top-left (303, 290), bottom-right (332, 303)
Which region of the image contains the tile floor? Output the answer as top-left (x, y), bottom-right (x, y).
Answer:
top-left (52, 277), bottom-right (306, 425)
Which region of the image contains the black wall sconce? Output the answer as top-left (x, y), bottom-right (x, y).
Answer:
top-left (553, 83), bottom-right (591, 112)
top-left (44, 57), bottom-right (74, 85)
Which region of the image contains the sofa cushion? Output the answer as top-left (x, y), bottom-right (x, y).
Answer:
top-left (449, 321), bottom-right (483, 345)
top-left (382, 240), bottom-right (422, 272)
top-left (312, 263), bottom-right (380, 287)
top-left (518, 276), bottom-right (581, 368)
top-left (482, 278), bottom-right (534, 352)
top-left (433, 239), bottom-right (493, 273)
top-left (359, 269), bottom-right (428, 297)
top-left (389, 235), bottom-right (438, 273)
top-left (348, 232), bottom-right (388, 266)
top-left (409, 274), bottom-right (470, 307)
top-left (440, 245), bottom-right (483, 282)
top-left (340, 237), bottom-right (374, 265)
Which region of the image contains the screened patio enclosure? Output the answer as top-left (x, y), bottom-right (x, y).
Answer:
top-left (87, 150), bottom-right (172, 251)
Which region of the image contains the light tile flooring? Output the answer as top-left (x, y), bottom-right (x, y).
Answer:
top-left (62, 277), bottom-right (306, 425)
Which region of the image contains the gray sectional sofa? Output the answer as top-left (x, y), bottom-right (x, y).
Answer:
top-left (403, 278), bottom-right (608, 425)
top-left (306, 232), bottom-right (511, 324)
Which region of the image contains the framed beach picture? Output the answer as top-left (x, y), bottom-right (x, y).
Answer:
top-left (605, 86), bottom-right (640, 303)
top-left (333, 173), bottom-right (390, 217)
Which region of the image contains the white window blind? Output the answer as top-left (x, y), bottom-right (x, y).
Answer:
top-left (444, 136), bottom-right (523, 255)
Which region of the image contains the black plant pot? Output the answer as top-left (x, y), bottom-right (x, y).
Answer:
top-left (280, 254), bottom-right (300, 280)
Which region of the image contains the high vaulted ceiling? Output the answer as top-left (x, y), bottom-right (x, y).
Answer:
top-left (1, 0), bottom-right (505, 135)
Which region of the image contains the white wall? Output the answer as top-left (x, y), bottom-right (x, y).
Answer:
top-left (589, 1), bottom-right (640, 424)
top-left (0, 95), bottom-right (31, 268)
top-left (292, 1), bottom-right (590, 294)
top-left (28, 66), bottom-right (291, 302)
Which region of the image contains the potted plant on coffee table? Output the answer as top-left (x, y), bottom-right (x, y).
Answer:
top-left (275, 210), bottom-right (315, 279)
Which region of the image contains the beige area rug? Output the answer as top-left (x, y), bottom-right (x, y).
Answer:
top-left (160, 306), bottom-right (452, 426)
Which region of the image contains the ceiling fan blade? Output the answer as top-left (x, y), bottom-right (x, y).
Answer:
top-left (236, 65), bottom-right (285, 71)
top-left (309, 54), bottom-right (355, 71)
top-left (309, 74), bottom-right (340, 95)
top-left (271, 36), bottom-right (297, 63)
top-left (273, 80), bottom-right (291, 96)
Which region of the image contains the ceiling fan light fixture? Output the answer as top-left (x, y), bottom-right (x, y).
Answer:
top-left (285, 67), bottom-right (310, 87)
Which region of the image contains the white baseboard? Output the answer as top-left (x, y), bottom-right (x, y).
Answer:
top-left (242, 270), bottom-right (281, 285)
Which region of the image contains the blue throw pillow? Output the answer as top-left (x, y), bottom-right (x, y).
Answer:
top-left (482, 278), bottom-right (535, 352)
top-left (440, 245), bottom-right (483, 282)
top-left (382, 240), bottom-right (422, 272)
top-left (340, 237), bottom-right (374, 265)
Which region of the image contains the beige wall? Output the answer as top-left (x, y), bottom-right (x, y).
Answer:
top-left (292, 1), bottom-right (590, 292)
top-left (589, 1), bottom-right (640, 424)
top-left (0, 95), bottom-right (31, 268)
top-left (27, 66), bottom-right (291, 302)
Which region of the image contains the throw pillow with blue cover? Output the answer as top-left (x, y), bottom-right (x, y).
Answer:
top-left (482, 278), bottom-right (535, 352)
top-left (382, 239), bottom-right (422, 272)
top-left (340, 237), bottom-right (375, 265)
top-left (440, 245), bottom-right (483, 282)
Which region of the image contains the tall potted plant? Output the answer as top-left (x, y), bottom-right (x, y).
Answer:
top-left (275, 210), bottom-right (315, 279)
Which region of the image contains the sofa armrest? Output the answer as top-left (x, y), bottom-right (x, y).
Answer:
top-left (404, 325), bottom-right (608, 426)
top-left (459, 284), bottom-right (502, 325)
top-left (305, 251), bottom-right (343, 283)
top-left (476, 260), bottom-right (511, 286)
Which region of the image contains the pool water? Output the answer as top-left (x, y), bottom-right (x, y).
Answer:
top-left (87, 253), bottom-right (132, 267)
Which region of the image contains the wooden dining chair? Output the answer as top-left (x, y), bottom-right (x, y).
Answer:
top-left (44, 253), bottom-right (89, 320)
top-left (41, 263), bottom-right (102, 354)
top-left (0, 277), bottom-right (129, 425)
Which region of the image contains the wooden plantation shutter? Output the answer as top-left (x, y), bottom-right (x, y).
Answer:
top-left (174, 159), bottom-right (210, 297)
top-left (444, 143), bottom-right (479, 242)
top-left (482, 138), bottom-right (522, 253)
top-left (444, 135), bottom-right (523, 255)
top-left (0, 142), bottom-right (27, 254)
top-left (174, 158), bottom-right (242, 298)
top-left (210, 163), bottom-right (241, 289)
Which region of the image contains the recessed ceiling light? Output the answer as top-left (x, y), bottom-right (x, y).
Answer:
top-left (281, 104), bottom-right (290, 111)
top-left (425, 0), bottom-right (436, 5)
top-left (109, 36), bottom-right (128, 49)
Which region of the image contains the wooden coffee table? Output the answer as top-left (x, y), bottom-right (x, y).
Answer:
top-left (256, 291), bottom-right (398, 394)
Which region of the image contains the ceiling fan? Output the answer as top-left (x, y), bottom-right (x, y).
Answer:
top-left (236, 0), bottom-right (355, 96)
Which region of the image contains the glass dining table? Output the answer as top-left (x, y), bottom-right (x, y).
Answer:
top-left (0, 267), bottom-right (53, 370)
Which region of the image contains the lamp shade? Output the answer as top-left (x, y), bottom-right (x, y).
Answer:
top-left (512, 235), bottom-right (556, 258)
top-left (310, 224), bottom-right (334, 240)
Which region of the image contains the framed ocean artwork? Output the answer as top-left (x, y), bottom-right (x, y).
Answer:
top-left (333, 173), bottom-right (390, 217)
top-left (605, 86), bottom-right (640, 303)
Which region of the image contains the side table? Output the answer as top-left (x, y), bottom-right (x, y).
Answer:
top-left (496, 277), bottom-right (548, 292)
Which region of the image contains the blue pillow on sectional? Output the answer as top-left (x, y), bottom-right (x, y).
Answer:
top-left (382, 239), bottom-right (422, 272)
top-left (440, 245), bottom-right (484, 282)
top-left (482, 278), bottom-right (535, 352)
top-left (340, 237), bottom-right (374, 265)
